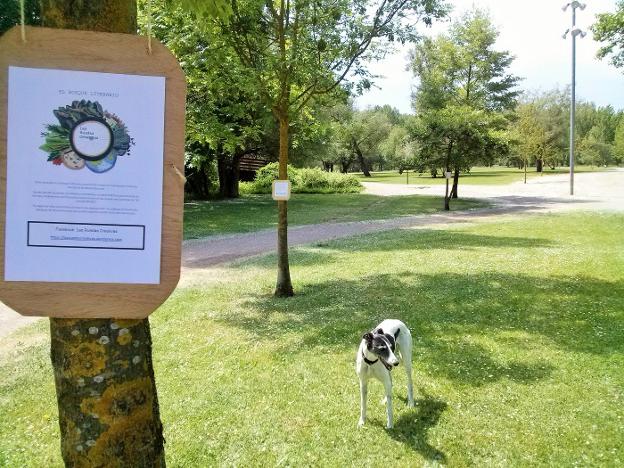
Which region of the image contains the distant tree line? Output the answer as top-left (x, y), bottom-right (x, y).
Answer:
top-left (2, 1), bottom-right (622, 205)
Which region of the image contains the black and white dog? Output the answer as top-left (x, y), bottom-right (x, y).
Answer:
top-left (356, 319), bottom-right (414, 429)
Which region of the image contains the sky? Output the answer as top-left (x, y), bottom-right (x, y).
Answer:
top-left (354, 0), bottom-right (623, 114)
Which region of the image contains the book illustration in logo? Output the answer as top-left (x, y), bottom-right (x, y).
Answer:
top-left (40, 100), bottom-right (133, 173)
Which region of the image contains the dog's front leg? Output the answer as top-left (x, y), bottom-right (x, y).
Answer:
top-left (358, 379), bottom-right (368, 427)
top-left (383, 375), bottom-right (393, 429)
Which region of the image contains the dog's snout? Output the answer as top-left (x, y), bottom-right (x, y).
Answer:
top-left (393, 361), bottom-right (399, 367)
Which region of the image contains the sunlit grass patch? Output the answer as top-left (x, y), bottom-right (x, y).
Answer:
top-left (183, 193), bottom-right (486, 239)
top-left (1, 212), bottom-right (622, 466)
top-left (358, 165), bottom-right (613, 185)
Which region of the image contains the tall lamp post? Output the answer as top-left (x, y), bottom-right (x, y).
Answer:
top-left (563, 2), bottom-right (586, 196)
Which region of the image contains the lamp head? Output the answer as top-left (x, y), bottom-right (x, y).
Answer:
top-left (562, 2), bottom-right (586, 11)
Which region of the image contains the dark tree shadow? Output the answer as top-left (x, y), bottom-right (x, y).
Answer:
top-left (209, 262), bottom-right (623, 386)
top-left (389, 394), bottom-right (448, 463)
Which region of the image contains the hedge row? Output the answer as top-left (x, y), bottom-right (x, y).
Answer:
top-left (240, 162), bottom-right (362, 194)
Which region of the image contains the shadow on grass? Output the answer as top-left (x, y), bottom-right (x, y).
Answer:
top-left (389, 394), bottom-right (448, 462)
top-left (315, 230), bottom-right (556, 252)
top-left (213, 264), bottom-right (622, 385)
top-left (246, 232), bottom-right (556, 265)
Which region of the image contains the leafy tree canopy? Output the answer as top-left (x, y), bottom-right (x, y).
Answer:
top-left (592, 0), bottom-right (624, 70)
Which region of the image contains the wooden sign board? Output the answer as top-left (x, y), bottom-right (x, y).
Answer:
top-left (272, 180), bottom-right (291, 201)
top-left (0, 26), bottom-right (186, 318)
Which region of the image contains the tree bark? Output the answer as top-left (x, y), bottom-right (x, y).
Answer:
top-left (536, 158), bottom-right (543, 173)
top-left (43, 2), bottom-right (166, 466)
top-left (340, 156), bottom-right (353, 173)
top-left (275, 113), bottom-right (294, 297)
top-left (41, 0), bottom-right (137, 33)
top-left (353, 139), bottom-right (371, 177)
top-left (50, 319), bottom-right (165, 467)
top-left (217, 153), bottom-right (241, 198)
top-left (450, 167), bottom-right (460, 199)
top-left (444, 141), bottom-right (453, 211)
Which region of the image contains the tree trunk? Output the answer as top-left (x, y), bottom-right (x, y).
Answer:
top-left (41, 0), bottom-right (137, 33)
top-left (536, 158), bottom-right (543, 173)
top-left (43, 2), bottom-right (166, 466)
top-left (275, 113), bottom-right (294, 297)
top-left (340, 157), bottom-right (352, 173)
top-left (50, 319), bottom-right (165, 467)
top-left (217, 153), bottom-right (241, 198)
top-left (353, 139), bottom-right (371, 177)
top-left (450, 168), bottom-right (459, 199)
top-left (444, 141), bottom-right (453, 211)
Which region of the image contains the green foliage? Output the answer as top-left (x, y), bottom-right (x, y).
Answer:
top-left (411, 9), bottom-right (520, 114)
top-left (410, 9), bottom-right (518, 190)
top-left (592, 0), bottom-right (624, 70)
top-left (614, 118), bottom-right (624, 165)
top-left (0, 0), bottom-right (39, 35)
top-left (413, 105), bottom-right (509, 173)
top-left (171, 0), bottom-right (233, 21)
top-left (379, 124), bottom-right (416, 172)
top-left (579, 126), bottom-right (615, 167)
top-left (331, 103), bottom-right (396, 173)
top-left (249, 162), bottom-right (362, 194)
top-left (510, 101), bottom-right (562, 170)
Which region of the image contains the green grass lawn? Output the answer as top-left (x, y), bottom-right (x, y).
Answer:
top-left (358, 165), bottom-right (613, 185)
top-left (184, 193), bottom-right (485, 239)
top-left (1, 212), bottom-right (623, 466)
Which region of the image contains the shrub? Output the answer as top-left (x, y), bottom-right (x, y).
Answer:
top-left (247, 163), bottom-right (362, 194)
top-left (238, 181), bottom-right (255, 195)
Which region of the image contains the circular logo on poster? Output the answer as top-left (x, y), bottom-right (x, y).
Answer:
top-left (70, 118), bottom-right (114, 161)
top-left (40, 100), bottom-right (133, 173)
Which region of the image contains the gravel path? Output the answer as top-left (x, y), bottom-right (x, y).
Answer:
top-left (2, 169), bottom-right (622, 339)
top-left (183, 168), bottom-right (623, 270)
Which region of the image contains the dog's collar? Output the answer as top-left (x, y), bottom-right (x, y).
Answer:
top-left (361, 352), bottom-right (393, 371)
top-left (362, 352), bottom-right (378, 366)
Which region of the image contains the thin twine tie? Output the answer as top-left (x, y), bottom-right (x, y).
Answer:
top-left (20, 0), bottom-right (26, 42)
top-left (147, 0), bottom-right (153, 54)
top-left (170, 163), bottom-right (187, 184)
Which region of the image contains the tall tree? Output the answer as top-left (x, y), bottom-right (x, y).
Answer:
top-left (196, 0), bottom-right (448, 296)
top-left (614, 117), bottom-right (624, 165)
top-left (140, 0), bottom-right (270, 199)
top-left (39, 2), bottom-right (166, 466)
top-left (336, 106), bottom-right (393, 176)
top-left (512, 102), bottom-right (551, 179)
top-left (592, 0), bottom-right (624, 71)
top-left (413, 105), bottom-right (508, 209)
top-left (411, 9), bottom-right (518, 201)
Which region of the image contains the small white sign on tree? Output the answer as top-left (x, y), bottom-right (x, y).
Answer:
top-left (272, 180), bottom-right (291, 201)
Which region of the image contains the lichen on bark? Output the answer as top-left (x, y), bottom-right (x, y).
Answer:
top-left (51, 319), bottom-right (165, 467)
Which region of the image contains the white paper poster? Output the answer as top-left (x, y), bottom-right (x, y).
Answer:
top-left (5, 66), bottom-right (166, 284)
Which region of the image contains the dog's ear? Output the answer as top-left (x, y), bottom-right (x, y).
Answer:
top-left (362, 332), bottom-right (373, 343)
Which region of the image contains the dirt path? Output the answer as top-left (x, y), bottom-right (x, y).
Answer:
top-left (363, 168), bottom-right (624, 212)
top-left (2, 169), bottom-right (622, 339)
